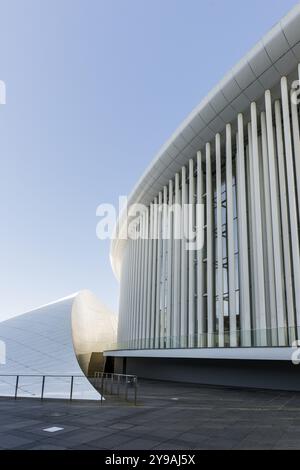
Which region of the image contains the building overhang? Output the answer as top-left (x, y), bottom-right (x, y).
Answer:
top-left (104, 347), bottom-right (296, 362)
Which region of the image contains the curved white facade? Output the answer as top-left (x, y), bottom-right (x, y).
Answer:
top-left (112, 4), bottom-right (300, 351)
top-left (0, 290), bottom-right (117, 399)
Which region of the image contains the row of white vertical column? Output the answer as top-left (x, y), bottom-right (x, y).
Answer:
top-left (119, 71), bottom-right (300, 350)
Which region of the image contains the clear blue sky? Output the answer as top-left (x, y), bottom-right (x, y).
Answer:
top-left (0, 0), bottom-right (298, 320)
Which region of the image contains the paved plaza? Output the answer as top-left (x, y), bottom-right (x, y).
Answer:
top-left (0, 380), bottom-right (300, 450)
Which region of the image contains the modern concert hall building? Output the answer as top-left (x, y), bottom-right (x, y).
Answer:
top-left (107, 4), bottom-right (300, 390)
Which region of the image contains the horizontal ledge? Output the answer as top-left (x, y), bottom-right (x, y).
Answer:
top-left (104, 347), bottom-right (295, 361)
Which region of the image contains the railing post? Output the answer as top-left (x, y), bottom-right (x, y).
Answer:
top-left (14, 375), bottom-right (19, 400)
top-left (125, 378), bottom-right (128, 401)
top-left (101, 374), bottom-right (104, 405)
top-left (111, 373), bottom-right (113, 395)
top-left (70, 376), bottom-right (74, 401)
top-left (94, 372), bottom-right (98, 393)
top-left (117, 375), bottom-right (120, 396)
top-left (41, 376), bottom-right (45, 400)
top-left (134, 377), bottom-right (137, 406)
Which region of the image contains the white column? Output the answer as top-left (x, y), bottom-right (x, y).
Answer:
top-left (117, 259), bottom-right (125, 346)
top-left (155, 192), bottom-right (163, 348)
top-left (142, 209), bottom-right (149, 348)
top-left (290, 88), bottom-right (300, 224)
top-left (261, 111), bottom-right (278, 345)
top-left (206, 142), bottom-right (215, 347)
top-left (138, 212), bottom-right (145, 348)
top-left (161, 186), bottom-right (168, 348)
top-left (275, 100), bottom-right (295, 343)
top-left (136, 216), bottom-right (143, 349)
top-left (125, 247), bottom-right (131, 347)
top-left (281, 77), bottom-right (300, 339)
top-left (131, 240), bottom-right (137, 347)
top-left (130, 239), bottom-right (137, 348)
top-left (126, 242), bottom-right (132, 347)
top-left (248, 122), bottom-right (260, 346)
top-left (121, 246), bottom-right (129, 347)
top-left (173, 174), bottom-right (181, 347)
top-left (166, 180), bottom-right (173, 348)
top-left (247, 122), bottom-right (258, 340)
top-left (146, 205), bottom-right (153, 348)
top-left (181, 166), bottom-right (188, 347)
top-left (188, 159), bottom-right (196, 347)
top-left (196, 151), bottom-right (206, 347)
top-left (127, 246), bottom-right (134, 346)
top-left (226, 124), bottom-right (237, 347)
top-left (150, 198), bottom-right (158, 347)
top-left (126, 240), bottom-right (135, 349)
top-left (251, 102), bottom-right (267, 346)
top-left (133, 220), bottom-right (141, 348)
top-left (237, 114), bottom-right (251, 346)
top-left (265, 91), bottom-right (287, 346)
top-left (258, 131), bottom-right (271, 339)
top-left (216, 133), bottom-right (224, 348)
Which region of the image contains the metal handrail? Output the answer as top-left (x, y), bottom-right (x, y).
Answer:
top-left (94, 372), bottom-right (137, 381)
top-left (0, 374), bottom-right (85, 378)
top-left (0, 373), bottom-right (139, 405)
top-left (0, 374), bottom-right (85, 401)
top-left (93, 372), bottom-right (138, 405)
